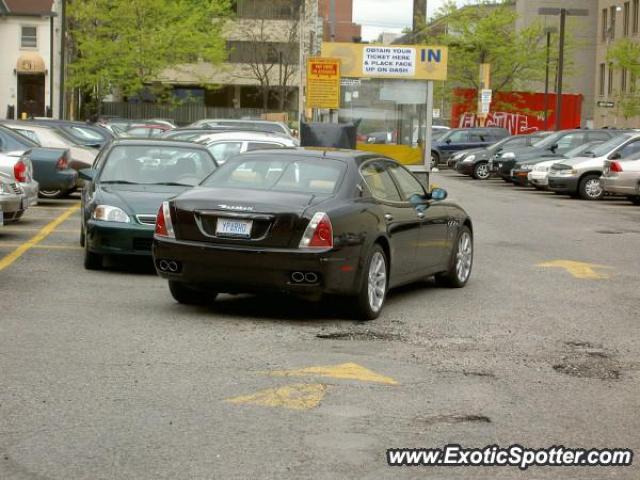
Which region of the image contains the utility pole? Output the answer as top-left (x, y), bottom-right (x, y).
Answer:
top-left (329, 0), bottom-right (336, 41)
top-left (413, 0), bottom-right (427, 34)
top-left (538, 7), bottom-right (589, 130)
top-left (543, 27), bottom-right (557, 130)
top-left (298, 0), bottom-right (305, 123)
top-left (556, 9), bottom-right (566, 131)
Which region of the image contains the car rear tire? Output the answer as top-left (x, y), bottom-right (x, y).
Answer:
top-left (39, 189), bottom-right (65, 199)
top-left (472, 162), bottom-right (490, 180)
top-left (578, 174), bottom-right (604, 201)
top-left (430, 151), bottom-right (440, 168)
top-left (352, 244), bottom-right (387, 321)
top-left (169, 281), bottom-right (217, 305)
top-left (436, 226), bottom-right (473, 288)
top-left (84, 244), bottom-right (103, 270)
top-left (628, 196), bottom-right (640, 205)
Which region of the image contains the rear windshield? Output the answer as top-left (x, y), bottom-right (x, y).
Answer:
top-left (207, 121), bottom-right (287, 135)
top-left (202, 156), bottom-right (346, 194)
top-left (99, 145), bottom-right (217, 186)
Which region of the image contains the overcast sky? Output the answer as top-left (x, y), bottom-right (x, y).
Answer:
top-left (352, 0), bottom-right (454, 41)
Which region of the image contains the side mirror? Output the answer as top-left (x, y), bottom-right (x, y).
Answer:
top-left (549, 143), bottom-right (559, 152)
top-left (445, 139), bottom-right (452, 144)
top-left (609, 151), bottom-right (622, 160)
top-left (430, 187), bottom-right (448, 201)
top-left (78, 168), bottom-right (96, 181)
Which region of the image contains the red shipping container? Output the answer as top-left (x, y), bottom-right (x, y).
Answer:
top-left (451, 88), bottom-right (583, 134)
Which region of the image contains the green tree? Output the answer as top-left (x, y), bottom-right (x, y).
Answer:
top-left (423, 0), bottom-right (577, 117)
top-left (67, 0), bottom-right (231, 114)
top-left (607, 38), bottom-right (640, 120)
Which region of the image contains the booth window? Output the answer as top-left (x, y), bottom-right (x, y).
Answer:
top-left (21, 26), bottom-right (37, 48)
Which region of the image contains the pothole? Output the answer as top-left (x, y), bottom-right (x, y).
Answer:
top-left (418, 414), bottom-right (491, 426)
top-left (552, 362), bottom-right (620, 380)
top-left (316, 331), bottom-right (405, 341)
top-left (553, 341), bottom-right (621, 380)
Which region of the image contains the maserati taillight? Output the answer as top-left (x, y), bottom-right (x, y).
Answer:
top-left (299, 212), bottom-right (333, 249)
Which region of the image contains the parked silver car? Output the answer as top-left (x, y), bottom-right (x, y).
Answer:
top-left (194, 130), bottom-right (297, 164)
top-left (188, 118), bottom-right (295, 140)
top-left (0, 172), bottom-right (27, 225)
top-left (0, 151), bottom-right (39, 206)
top-left (602, 150), bottom-right (640, 205)
top-left (1, 122), bottom-right (97, 196)
top-left (547, 132), bottom-right (640, 200)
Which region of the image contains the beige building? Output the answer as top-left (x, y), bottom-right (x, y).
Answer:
top-left (594, 0), bottom-right (640, 127)
top-left (153, 0), bottom-right (321, 113)
top-left (516, 0), bottom-right (599, 126)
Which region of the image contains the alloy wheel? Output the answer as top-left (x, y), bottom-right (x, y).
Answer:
top-left (456, 232), bottom-right (473, 283)
top-left (475, 163), bottom-right (490, 179)
top-left (584, 178), bottom-right (603, 199)
top-left (367, 251), bottom-right (387, 313)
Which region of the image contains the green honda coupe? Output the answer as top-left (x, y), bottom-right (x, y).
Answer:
top-left (79, 139), bottom-right (218, 269)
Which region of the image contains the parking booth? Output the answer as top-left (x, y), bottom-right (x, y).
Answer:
top-left (319, 43), bottom-right (448, 186)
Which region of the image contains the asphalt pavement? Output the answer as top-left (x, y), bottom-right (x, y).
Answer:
top-left (1, 172), bottom-right (639, 479)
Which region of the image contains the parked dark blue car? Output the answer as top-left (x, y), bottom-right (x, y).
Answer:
top-left (431, 127), bottom-right (510, 166)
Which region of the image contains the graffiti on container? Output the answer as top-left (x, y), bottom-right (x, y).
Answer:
top-left (458, 112), bottom-right (540, 135)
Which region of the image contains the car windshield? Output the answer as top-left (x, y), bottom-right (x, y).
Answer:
top-left (531, 131), bottom-right (566, 148)
top-left (586, 134), bottom-right (633, 157)
top-left (487, 135), bottom-right (522, 152)
top-left (99, 145), bottom-right (217, 186)
top-left (202, 155), bottom-right (345, 194)
top-left (563, 142), bottom-right (602, 158)
top-left (1, 126), bottom-right (39, 147)
top-left (65, 126), bottom-right (104, 142)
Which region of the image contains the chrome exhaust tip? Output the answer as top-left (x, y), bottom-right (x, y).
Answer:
top-left (304, 272), bottom-right (318, 283)
top-left (168, 261), bottom-right (178, 273)
top-left (291, 272), bottom-right (305, 283)
top-left (159, 260), bottom-right (169, 272)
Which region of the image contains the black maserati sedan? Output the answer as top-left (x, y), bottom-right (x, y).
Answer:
top-left (152, 149), bottom-right (473, 319)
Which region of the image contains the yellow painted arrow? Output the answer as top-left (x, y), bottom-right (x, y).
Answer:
top-left (268, 362), bottom-right (399, 385)
top-left (226, 383), bottom-right (326, 410)
top-left (537, 260), bottom-right (613, 280)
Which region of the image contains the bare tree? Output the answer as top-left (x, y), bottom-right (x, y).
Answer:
top-left (236, 15), bottom-right (300, 111)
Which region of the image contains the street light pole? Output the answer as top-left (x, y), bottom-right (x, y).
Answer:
top-left (538, 7), bottom-right (589, 131)
top-left (555, 9), bottom-right (566, 131)
top-left (543, 27), bottom-right (557, 130)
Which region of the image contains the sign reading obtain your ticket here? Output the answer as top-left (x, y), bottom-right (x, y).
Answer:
top-left (321, 43), bottom-right (448, 81)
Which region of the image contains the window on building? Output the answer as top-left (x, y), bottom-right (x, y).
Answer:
top-left (20, 26), bottom-right (37, 48)
top-left (634, 0), bottom-right (639, 33)
top-left (608, 63), bottom-right (614, 95)
top-left (622, 67), bottom-right (628, 92)
top-left (624, 2), bottom-right (630, 36)
top-left (234, 0), bottom-right (300, 19)
top-left (610, 6), bottom-right (617, 39)
top-left (599, 63), bottom-right (606, 96)
top-left (227, 41), bottom-right (299, 64)
top-left (602, 8), bottom-right (608, 41)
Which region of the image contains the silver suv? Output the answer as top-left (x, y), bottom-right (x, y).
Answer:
top-left (547, 132), bottom-right (640, 200)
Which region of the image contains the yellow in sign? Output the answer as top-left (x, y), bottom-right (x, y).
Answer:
top-left (537, 260), bottom-right (613, 280)
top-left (269, 362), bottom-right (399, 385)
top-left (226, 383), bottom-right (326, 411)
top-left (306, 57), bottom-right (341, 110)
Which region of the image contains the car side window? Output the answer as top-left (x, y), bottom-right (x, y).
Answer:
top-left (617, 140), bottom-right (640, 158)
top-left (360, 161), bottom-right (402, 202)
top-left (387, 163), bottom-right (426, 201)
top-left (444, 130), bottom-right (468, 143)
top-left (246, 142), bottom-right (286, 151)
top-left (469, 132), bottom-right (486, 142)
top-left (588, 131), bottom-right (613, 142)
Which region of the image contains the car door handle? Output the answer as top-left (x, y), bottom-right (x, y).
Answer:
top-left (417, 212), bottom-right (425, 219)
top-left (384, 213), bottom-right (393, 222)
